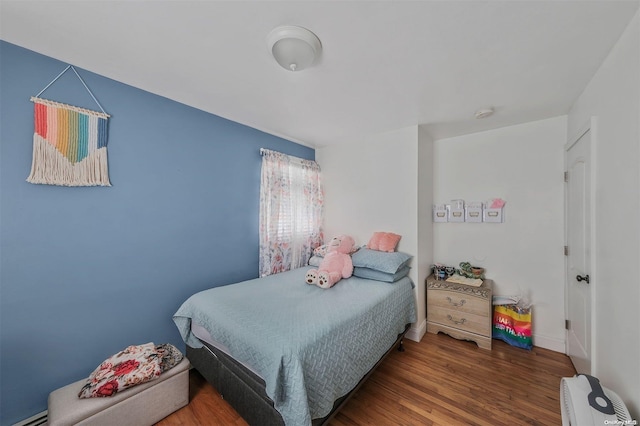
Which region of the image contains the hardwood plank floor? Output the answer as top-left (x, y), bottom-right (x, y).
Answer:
top-left (156, 332), bottom-right (576, 425)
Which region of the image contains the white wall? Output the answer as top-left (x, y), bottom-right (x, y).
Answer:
top-left (433, 116), bottom-right (567, 351)
top-left (316, 14), bottom-right (640, 417)
top-left (316, 125), bottom-right (433, 341)
top-left (416, 125), bottom-right (434, 340)
top-left (567, 10), bottom-right (639, 418)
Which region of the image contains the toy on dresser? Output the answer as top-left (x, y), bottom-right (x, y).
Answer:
top-left (458, 261), bottom-right (485, 279)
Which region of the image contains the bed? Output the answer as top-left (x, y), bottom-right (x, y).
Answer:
top-left (173, 265), bottom-right (416, 425)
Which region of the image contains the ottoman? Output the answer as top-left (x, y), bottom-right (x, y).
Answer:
top-left (48, 357), bottom-right (190, 426)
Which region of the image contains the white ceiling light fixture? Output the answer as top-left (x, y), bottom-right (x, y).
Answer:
top-left (267, 25), bottom-right (322, 72)
top-left (474, 107), bottom-right (494, 119)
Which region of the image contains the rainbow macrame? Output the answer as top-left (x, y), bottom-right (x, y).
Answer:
top-left (27, 97), bottom-right (110, 186)
top-left (27, 65), bottom-right (111, 187)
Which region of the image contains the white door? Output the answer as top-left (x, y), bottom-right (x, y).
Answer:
top-left (566, 128), bottom-right (592, 374)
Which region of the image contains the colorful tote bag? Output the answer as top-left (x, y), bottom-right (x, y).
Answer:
top-left (492, 304), bottom-right (533, 350)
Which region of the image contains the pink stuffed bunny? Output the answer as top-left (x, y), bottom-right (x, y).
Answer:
top-left (305, 235), bottom-right (355, 289)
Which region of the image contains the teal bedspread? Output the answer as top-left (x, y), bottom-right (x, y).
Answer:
top-left (173, 267), bottom-right (416, 425)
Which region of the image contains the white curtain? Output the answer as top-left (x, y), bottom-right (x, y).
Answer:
top-left (259, 149), bottom-right (324, 277)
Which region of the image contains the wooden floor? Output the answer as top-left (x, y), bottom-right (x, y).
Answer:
top-left (156, 332), bottom-right (576, 425)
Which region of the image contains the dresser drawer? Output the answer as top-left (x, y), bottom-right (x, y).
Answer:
top-left (426, 275), bottom-right (493, 349)
top-left (428, 289), bottom-right (489, 317)
top-left (427, 306), bottom-right (490, 336)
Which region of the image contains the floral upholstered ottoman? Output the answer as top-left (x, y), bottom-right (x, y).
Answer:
top-left (48, 344), bottom-right (190, 426)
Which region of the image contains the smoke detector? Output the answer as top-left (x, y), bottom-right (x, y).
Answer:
top-left (474, 107), bottom-right (494, 119)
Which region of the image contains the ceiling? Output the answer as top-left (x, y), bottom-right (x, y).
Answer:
top-left (1, 1), bottom-right (638, 147)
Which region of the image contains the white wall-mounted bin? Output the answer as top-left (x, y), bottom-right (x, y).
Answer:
top-left (434, 199), bottom-right (505, 223)
top-left (465, 205), bottom-right (483, 222)
top-left (433, 204), bottom-right (448, 222)
top-left (483, 206), bottom-right (504, 223)
top-left (448, 206), bottom-right (465, 222)
top-left (448, 199), bottom-right (465, 222)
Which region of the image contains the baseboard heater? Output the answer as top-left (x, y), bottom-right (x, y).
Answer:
top-left (12, 410), bottom-right (47, 426)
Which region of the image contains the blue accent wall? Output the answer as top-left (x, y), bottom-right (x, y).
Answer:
top-left (0, 41), bottom-right (314, 425)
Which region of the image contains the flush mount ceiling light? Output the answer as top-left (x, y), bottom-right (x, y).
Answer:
top-left (267, 25), bottom-right (322, 72)
top-left (474, 107), bottom-right (494, 119)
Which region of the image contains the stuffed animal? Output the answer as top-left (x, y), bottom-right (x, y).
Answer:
top-left (305, 235), bottom-right (355, 289)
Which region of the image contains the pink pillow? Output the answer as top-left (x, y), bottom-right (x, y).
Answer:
top-left (367, 232), bottom-right (401, 252)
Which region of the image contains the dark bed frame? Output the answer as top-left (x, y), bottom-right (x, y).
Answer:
top-left (186, 323), bottom-right (410, 425)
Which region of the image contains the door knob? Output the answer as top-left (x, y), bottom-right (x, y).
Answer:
top-left (576, 274), bottom-right (590, 284)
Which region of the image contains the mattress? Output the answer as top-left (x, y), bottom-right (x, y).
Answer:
top-left (173, 267), bottom-right (416, 425)
top-left (190, 321), bottom-right (263, 378)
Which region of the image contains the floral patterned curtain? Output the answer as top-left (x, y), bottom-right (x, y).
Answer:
top-left (259, 149), bottom-right (324, 277)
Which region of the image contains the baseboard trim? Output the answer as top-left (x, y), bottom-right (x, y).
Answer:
top-left (406, 319), bottom-right (427, 343)
top-left (12, 410), bottom-right (47, 426)
top-left (410, 324), bottom-right (565, 353)
top-left (533, 334), bottom-right (565, 353)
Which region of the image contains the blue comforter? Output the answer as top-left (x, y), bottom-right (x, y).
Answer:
top-left (173, 267), bottom-right (416, 425)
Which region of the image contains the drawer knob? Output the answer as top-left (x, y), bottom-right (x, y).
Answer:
top-left (446, 296), bottom-right (466, 307)
top-left (447, 315), bottom-right (467, 325)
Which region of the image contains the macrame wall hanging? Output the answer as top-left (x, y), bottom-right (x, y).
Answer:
top-left (27, 65), bottom-right (111, 187)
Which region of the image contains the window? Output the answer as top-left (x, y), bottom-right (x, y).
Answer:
top-left (259, 149), bottom-right (323, 277)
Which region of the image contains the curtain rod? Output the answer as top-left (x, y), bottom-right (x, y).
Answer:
top-left (260, 148), bottom-right (295, 156)
top-left (260, 148), bottom-right (317, 166)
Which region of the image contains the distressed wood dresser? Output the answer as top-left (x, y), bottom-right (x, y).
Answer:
top-left (426, 274), bottom-right (493, 350)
